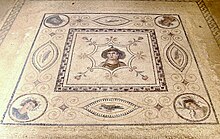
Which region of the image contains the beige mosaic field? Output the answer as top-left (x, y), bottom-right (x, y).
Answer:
top-left (0, 0), bottom-right (220, 138)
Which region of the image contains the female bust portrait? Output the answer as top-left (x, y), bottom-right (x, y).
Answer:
top-left (99, 47), bottom-right (126, 70)
top-left (182, 98), bottom-right (208, 120)
top-left (12, 98), bottom-right (39, 120)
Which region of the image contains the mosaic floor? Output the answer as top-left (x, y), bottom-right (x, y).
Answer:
top-left (0, 0), bottom-right (220, 138)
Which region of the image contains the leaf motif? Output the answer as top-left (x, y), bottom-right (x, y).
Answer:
top-left (41, 50), bottom-right (51, 63)
top-left (83, 98), bottom-right (140, 118)
top-left (32, 41), bottom-right (59, 72)
top-left (138, 37), bottom-right (144, 40)
top-left (166, 42), bottom-right (188, 72)
top-left (137, 71), bottom-right (144, 73)
top-left (78, 72), bottom-right (84, 74)
top-left (174, 50), bottom-right (180, 60)
top-left (82, 37), bottom-right (88, 40)
top-left (93, 16), bottom-right (130, 26)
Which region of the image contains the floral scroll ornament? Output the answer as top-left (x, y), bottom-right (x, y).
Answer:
top-left (70, 15), bottom-right (90, 26)
top-left (74, 36), bottom-right (148, 81)
top-left (129, 66), bottom-right (148, 80)
top-left (47, 96), bottom-right (78, 120)
top-left (133, 16), bottom-right (154, 27)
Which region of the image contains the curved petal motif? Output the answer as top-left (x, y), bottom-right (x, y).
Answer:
top-left (32, 41), bottom-right (59, 72)
top-left (93, 16), bottom-right (131, 26)
top-left (83, 98), bottom-right (140, 118)
top-left (166, 42), bottom-right (188, 72)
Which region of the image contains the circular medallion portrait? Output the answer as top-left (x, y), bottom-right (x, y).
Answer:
top-left (155, 15), bottom-right (180, 29)
top-left (174, 93), bottom-right (211, 122)
top-left (9, 93), bottom-right (48, 122)
top-left (44, 14), bottom-right (69, 28)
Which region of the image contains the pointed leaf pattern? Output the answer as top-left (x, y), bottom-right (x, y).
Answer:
top-left (166, 42), bottom-right (188, 72)
top-left (93, 16), bottom-right (130, 26)
top-left (83, 98), bottom-right (140, 118)
top-left (32, 41), bottom-right (59, 72)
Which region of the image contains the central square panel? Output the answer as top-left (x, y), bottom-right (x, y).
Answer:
top-left (55, 28), bottom-right (167, 92)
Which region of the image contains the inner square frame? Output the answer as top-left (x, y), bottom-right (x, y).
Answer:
top-left (55, 28), bottom-right (167, 92)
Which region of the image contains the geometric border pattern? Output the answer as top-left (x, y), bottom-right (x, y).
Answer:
top-left (197, 0), bottom-right (220, 43)
top-left (0, 0), bottom-right (25, 46)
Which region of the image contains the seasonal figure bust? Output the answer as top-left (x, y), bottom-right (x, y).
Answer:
top-left (12, 98), bottom-right (39, 120)
top-left (100, 47), bottom-right (126, 70)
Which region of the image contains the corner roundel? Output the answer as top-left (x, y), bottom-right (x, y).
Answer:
top-left (155, 15), bottom-right (180, 29)
top-left (174, 93), bottom-right (211, 122)
top-left (44, 14), bottom-right (69, 28)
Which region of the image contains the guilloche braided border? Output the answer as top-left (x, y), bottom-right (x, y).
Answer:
top-left (0, 0), bottom-right (25, 46)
